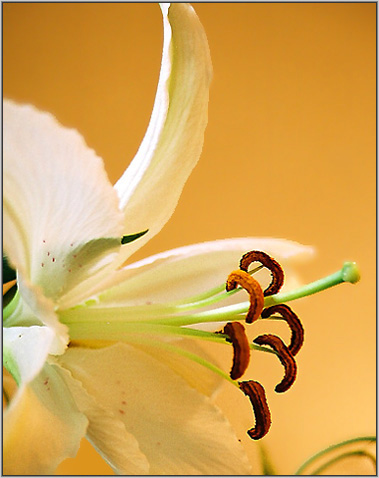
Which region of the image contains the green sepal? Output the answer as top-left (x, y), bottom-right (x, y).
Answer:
top-left (3, 255), bottom-right (16, 283)
top-left (121, 229), bottom-right (149, 245)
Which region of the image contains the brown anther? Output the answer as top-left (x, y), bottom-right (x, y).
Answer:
top-left (239, 380), bottom-right (271, 440)
top-left (253, 334), bottom-right (297, 393)
top-left (226, 270), bottom-right (264, 323)
top-left (239, 250), bottom-right (284, 297)
top-left (261, 304), bottom-right (304, 356)
top-left (223, 322), bottom-right (250, 380)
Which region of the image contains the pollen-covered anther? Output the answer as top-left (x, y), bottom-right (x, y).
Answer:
top-left (253, 334), bottom-right (297, 393)
top-left (223, 322), bottom-right (250, 380)
top-left (239, 380), bottom-right (271, 440)
top-left (239, 250), bottom-right (284, 296)
top-left (261, 304), bottom-right (304, 356)
top-left (226, 270), bottom-right (264, 323)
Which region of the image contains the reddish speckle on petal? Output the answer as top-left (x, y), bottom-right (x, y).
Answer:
top-left (121, 400), bottom-right (126, 405)
top-left (73, 255), bottom-right (77, 258)
top-left (42, 240), bottom-right (46, 243)
top-left (47, 252), bottom-right (50, 256)
top-left (52, 258), bottom-right (55, 262)
top-left (70, 243), bottom-right (74, 247)
top-left (44, 378), bottom-right (49, 386)
top-left (68, 269), bottom-right (72, 273)
top-left (41, 263), bottom-right (44, 267)
top-left (119, 409), bottom-right (125, 415)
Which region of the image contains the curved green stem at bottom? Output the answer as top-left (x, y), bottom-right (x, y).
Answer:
top-left (294, 436), bottom-right (376, 475)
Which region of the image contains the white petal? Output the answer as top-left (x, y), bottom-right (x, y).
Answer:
top-left (114, 3), bottom-right (212, 264)
top-left (55, 363), bottom-right (150, 474)
top-left (3, 363), bottom-right (88, 475)
top-left (99, 237), bottom-right (314, 306)
top-left (3, 99), bottom-right (124, 303)
top-left (3, 325), bottom-right (54, 383)
top-left (132, 339), bottom-right (223, 398)
top-left (60, 343), bottom-right (252, 475)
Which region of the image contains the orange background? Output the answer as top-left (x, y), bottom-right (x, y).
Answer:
top-left (3, 3), bottom-right (376, 475)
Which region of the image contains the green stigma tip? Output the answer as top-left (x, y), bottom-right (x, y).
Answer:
top-left (341, 262), bottom-right (360, 284)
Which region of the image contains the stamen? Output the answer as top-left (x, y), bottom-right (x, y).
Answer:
top-left (239, 250), bottom-right (284, 296)
top-left (239, 380), bottom-right (272, 440)
top-left (223, 322), bottom-right (250, 380)
top-left (261, 304), bottom-right (304, 356)
top-left (226, 270), bottom-right (264, 323)
top-left (253, 334), bottom-right (297, 393)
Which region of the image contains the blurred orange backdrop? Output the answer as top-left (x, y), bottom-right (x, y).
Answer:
top-left (3, 2), bottom-right (376, 475)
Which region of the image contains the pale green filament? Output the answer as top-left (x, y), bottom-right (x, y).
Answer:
top-left (294, 436), bottom-right (376, 475)
top-left (67, 320), bottom-right (277, 356)
top-left (171, 265), bottom-right (264, 309)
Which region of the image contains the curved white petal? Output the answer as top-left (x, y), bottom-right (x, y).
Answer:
top-left (3, 361), bottom-right (88, 475)
top-left (3, 100), bottom-right (124, 305)
top-left (55, 363), bottom-right (150, 474)
top-left (114, 3), bottom-right (212, 264)
top-left (98, 237), bottom-right (314, 307)
top-left (60, 343), bottom-right (252, 475)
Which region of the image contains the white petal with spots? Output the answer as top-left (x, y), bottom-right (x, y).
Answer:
top-left (60, 343), bottom-right (252, 475)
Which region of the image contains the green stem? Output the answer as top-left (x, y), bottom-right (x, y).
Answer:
top-left (309, 450), bottom-right (376, 475)
top-left (294, 436), bottom-right (376, 475)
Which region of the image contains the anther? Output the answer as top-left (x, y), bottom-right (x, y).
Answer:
top-left (239, 380), bottom-right (271, 440)
top-left (239, 251), bottom-right (284, 296)
top-left (226, 270), bottom-right (264, 323)
top-left (253, 334), bottom-right (297, 393)
top-left (261, 304), bottom-right (304, 356)
top-left (223, 322), bottom-right (250, 380)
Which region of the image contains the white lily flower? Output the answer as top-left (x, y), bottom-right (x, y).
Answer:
top-left (3, 3), bottom-right (361, 475)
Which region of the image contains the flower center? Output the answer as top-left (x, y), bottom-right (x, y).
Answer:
top-left (58, 250), bottom-right (360, 441)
